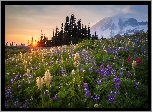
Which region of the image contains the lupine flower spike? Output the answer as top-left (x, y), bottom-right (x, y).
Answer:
top-left (132, 60), bottom-right (136, 69)
top-left (136, 57), bottom-right (141, 66)
top-left (36, 76), bottom-right (43, 90)
top-left (128, 55), bottom-right (131, 64)
top-left (132, 60), bottom-right (137, 76)
top-left (44, 70), bottom-right (52, 85)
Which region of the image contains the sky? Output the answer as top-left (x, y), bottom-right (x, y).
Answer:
top-left (5, 5), bottom-right (148, 46)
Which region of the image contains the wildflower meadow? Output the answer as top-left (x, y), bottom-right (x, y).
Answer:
top-left (5, 32), bottom-right (149, 108)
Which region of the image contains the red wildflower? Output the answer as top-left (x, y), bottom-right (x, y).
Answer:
top-left (127, 55), bottom-right (131, 64)
top-left (136, 57), bottom-right (142, 66)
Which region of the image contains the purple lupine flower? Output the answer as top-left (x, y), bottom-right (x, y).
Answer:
top-left (29, 75), bottom-right (33, 79)
top-left (114, 76), bottom-right (121, 89)
top-left (84, 91), bottom-right (91, 98)
top-left (95, 69), bottom-right (99, 73)
top-left (108, 95), bottom-right (115, 103)
top-left (97, 78), bottom-right (102, 85)
top-left (11, 78), bottom-right (15, 83)
top-left (20, 103), bottom-right (27, 108)
top-left (83, 83), bottom-right (91, 98)
top-left (111, 89), bottom-right (120, 95)
top-left (13, 98), bottom-right (19, 106)
top-left (100, 62), bottom-right (105, 69)
top-left (23, 73), bottom-right (28, 77)
top-left (100, 68), bottom-right (105, 74)
top-left (83, 83), bottom-right (88, 88)
top-left (18, 84), bottom-right (21, 89)
top-left (107, 64), bottom-right (112, 70)
top-left (44, 90), bottom-right (49, 95)
top-left (114, 76), bottom-right (120, 83)
top-left (115, 83), bottom-right (121, 89)
top-left (92, 60), bottom-right (97, 66)
top-left (24, 99), bottom-right (28, 104)
top-left (5, 91), bottom-right (12, 99)
top-left (84, 55), bottom-right (89, 63)
top-left (5, 101), bottom-right (9, 108)
top-left (92, 93), bottom-right (100, 102)
top-left (120, 72), bottom-right (124, 76)
top-left (52, 94), bottom-right (58, 100)
top-left (114, 89), bottom-right (120, 95)
top-left (15, 75), bottom-right (19, 80)
top-left (96, 68), bottom-right (104, 76)
top-left (5, 86), bottom-right (12, 99)
top-left (84, 88), bottom-right (89, 92)
top-left (135, 82), bottom-right (140, 89)
top-left (108, 91), bottom-right (115, 103)
top-left (97, 96), bottom-right (100, 101)
top-left (103, 70), bottom-right (108, 79)
top-left (20, 99), bottom-right (28, 108)
top-left (61, 68), bottom-right (67, 76)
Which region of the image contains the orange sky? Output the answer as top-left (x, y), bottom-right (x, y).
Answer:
top-left (5, 5), bottom-right (148, 46)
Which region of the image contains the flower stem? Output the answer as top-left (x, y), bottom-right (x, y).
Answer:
top-left (41, 90), bottom-right (43, 107)
top-left (48, 85), bottom-right (50, 106)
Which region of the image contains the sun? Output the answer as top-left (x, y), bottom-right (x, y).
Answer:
top-left (32, 42), bottom-right (37, 47)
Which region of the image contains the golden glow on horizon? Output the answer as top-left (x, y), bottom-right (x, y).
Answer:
top-left (32, 42), bottom-right (37, 47)
top-left (5, 34), bottom-right (40, 46)
top-left (33, 43), bottom-right (35, 46)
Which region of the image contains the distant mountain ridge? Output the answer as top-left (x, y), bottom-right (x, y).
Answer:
top-left (90, 13), bottom-right (148, 39)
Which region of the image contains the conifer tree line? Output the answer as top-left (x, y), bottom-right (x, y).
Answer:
top-left (36, 14), bottom-right (98, 47)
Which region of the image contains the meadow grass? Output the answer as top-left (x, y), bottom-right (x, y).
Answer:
top-left (5, 32), bottom-right (148, 108)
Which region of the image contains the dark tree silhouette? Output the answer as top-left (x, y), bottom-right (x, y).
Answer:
top-left (36, 14), bottom-right (98, 47)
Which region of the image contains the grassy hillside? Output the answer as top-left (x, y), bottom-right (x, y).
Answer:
top-left (5, 32), bottom-right (148, 108)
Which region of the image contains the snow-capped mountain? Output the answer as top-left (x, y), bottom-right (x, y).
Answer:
top-left (90, 13), bottom-right (148, 39)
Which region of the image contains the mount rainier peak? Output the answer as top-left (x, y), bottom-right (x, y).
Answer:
top-left (90, 13), bottom-right (148, 39)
